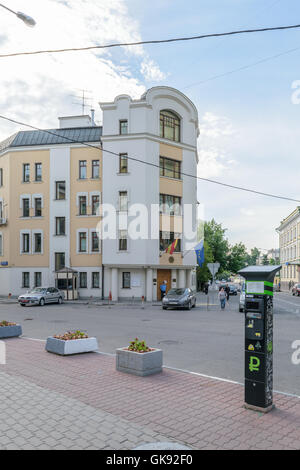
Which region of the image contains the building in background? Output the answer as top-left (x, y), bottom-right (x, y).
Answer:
top-left (276, 207), bottom-right (300, 290)
top-left (0, 87), bottom-right (199, 300)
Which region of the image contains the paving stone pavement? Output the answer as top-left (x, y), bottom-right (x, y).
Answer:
top-left (0, 338), bottom-right (300, 450)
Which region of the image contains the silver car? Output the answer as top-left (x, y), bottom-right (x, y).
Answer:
top-left (18, 287), bottom-right (64, 307)
top-left (239, 282), bottom-right (246, 312)
top-left (162, 288), bottom-right (196, 310)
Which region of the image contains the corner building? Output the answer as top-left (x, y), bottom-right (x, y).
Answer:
top-left (0, 87), bottom-right (199, 300)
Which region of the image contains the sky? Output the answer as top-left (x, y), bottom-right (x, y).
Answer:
top-left (0, 0), bottom-right (299, 252)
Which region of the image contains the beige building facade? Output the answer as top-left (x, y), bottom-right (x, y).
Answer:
top-left (276, 207), bottom-right (300, 290)
top-left (0, 86), bottom-right (199, 300)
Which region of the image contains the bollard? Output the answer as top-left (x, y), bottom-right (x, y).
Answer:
top-left (141, 295), bottom-right (145, 309)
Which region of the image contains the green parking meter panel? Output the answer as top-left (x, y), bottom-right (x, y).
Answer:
top-left (238, 265), bottom-right (281, 413)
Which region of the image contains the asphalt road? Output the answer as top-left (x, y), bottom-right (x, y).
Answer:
top-left (1, 291), bottom-right (299, 395)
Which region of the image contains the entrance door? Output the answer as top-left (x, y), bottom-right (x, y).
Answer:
top-left (157, 269), bottom-right (172, 300)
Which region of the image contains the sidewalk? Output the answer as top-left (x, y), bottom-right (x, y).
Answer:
top-left (0, 338), bottom-right (299, 450)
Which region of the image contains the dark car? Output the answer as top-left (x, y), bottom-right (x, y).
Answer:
top-left (292, 284), bottom-right (300, 296)
top-left (162, 288), bottom-right (196, 310)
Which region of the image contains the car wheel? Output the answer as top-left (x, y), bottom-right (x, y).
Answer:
top-left (162, 306), bottom-right (167, 310)
top-left (57, 297), bottom-right (63, 305)
top-left (186, 301), bottom-right (192, 311)
top-left (20, 304), bottom-right (25, 307)
top-left (39, 298), bottom-right (45, 306)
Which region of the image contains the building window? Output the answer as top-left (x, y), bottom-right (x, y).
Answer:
top-left (22, 198), bottom-right (30, 217)
top-left (79, 272), bottom-right (87, 288)
top-left (22, 233), bottom-right (30, 253)
top-left (0, 201), bottom-right (3, 219)
top-left (55, 181), bottom-right (66, 200)
top-left (119, 230), bottom-right (127, 251)
top-left (0, 234), bottom-right (3, 256)
top-left (159, 157), bottom-right (181, 179)
top-left (92, 160), bottom-right (100, 179)
top-left (0, 169), bottom-right (3, 187)
top-left (159, 231), bottom-right (181, 252)
top-left (159, 194), bottom-right (181, 215)
top-left (79, 232), bottom-right (87, 252)
top-left (23, 164), bottom-right (30, 183)
top-left (92, 272), bottom-right (100, 288)
top-left (34, 198), bottom-right (42, 217)
top-left (55, 252), bottom-right (65, 271)
top-left (91, 231), bottom-right (100, 252)
top-left (119, 191), bottom-right (128, 211)
top-left (79, 195), bottom-right (87, 215)
top-left (34, 233), bottom-right (42, 253)
top-left (91, 195), bottom-right (100, 216)
top-left (160, 110), bottom-right (180, 142)
top-left (122, 272), bottom-right (131, 289)
top-left (79, 160), bottom-right (87, 179)
top-left (22, 272), bottom-right (30, 288)
top-left (55, 217), bottom-right (66, 236)
top-left (119, 154), bottom-right (128, 173)
top-left (35, 163), bottom-right (42, 182)
top-left (119, 120), bottom-right (128, 135)
top-left (34, 272), bottom-right (42, 287)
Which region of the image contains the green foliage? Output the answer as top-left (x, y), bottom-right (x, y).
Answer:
top-left (204, 219), bottom-right (229, 272)
top-left (246, 247), bottom-right (261, 266)
top-left (227, 242), bottom-right (248, 273)
top-left (128, 338), bottom-right (151, 353)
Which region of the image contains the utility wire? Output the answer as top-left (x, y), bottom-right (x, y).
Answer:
top-left (0, 113), bottom-right (299, 203)
top-left (1, 23), bottom-right (300, 58)
top-left (183, 44), bottom-right (300, 90)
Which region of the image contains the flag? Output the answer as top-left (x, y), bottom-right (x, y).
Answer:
top-left (165, 239), bottom-right (178, 255)
top-left (195, 240), bottom-right (204, 267)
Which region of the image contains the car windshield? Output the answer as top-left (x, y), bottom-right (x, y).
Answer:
top-left (29, 288), bottom-right (46, 294)
top-left (167, 288), bottom-right (187, 296)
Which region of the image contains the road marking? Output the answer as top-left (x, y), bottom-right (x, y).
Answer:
top-left (22, 337), bottom-right (300, 400)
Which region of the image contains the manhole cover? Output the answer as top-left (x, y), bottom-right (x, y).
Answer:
top-left (134, 442), bottom-right (192, 450)
top-left (141, 319), bottom-right (151, 322)
top-left (24, 318), bottom-right (33, 321)
top-left (158, 340), bottom-right (180, 345)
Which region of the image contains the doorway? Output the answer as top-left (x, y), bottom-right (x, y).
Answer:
top-left (157, 269), bottom-right (172, 300)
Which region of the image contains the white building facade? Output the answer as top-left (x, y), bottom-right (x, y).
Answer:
top-left (276, 207), bottom-right (300, 289)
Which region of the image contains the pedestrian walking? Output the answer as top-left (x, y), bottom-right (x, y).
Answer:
top-left (225, 284), bottom-right (230, 302)
top-left (204, 282), bottom-right (209, 295)
top-left (289, 280), bottom-right (292, 291)
top-left (218, 287), bottom-right (226, 310)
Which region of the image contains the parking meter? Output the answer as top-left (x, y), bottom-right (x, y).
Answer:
top-left (238, 265), bottom-right (281, 413)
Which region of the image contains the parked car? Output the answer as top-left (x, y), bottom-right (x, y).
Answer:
top-left (292, 284), bottom-right (300, 296)
top-left (229, 284), bottom-right (238, 295)
top-left (162, 288), bottom-right (196, 310)
top-left (239, 283), bottom-right (246, 312)
top-left (18, 287), bottom-right (64, 306)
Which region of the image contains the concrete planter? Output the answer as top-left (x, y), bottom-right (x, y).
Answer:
top-left (116, 347), bottom-right (163, 376)
top-left (45, 337), bottom-right (98, 356)
top-left (0, 325), bottom-right (22, 338)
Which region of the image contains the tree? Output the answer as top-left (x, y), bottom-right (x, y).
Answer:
top-left (246, 247), bottom-right (261, 266)
top-left (262, 254), bottom-right (269, 265)
top-left (204, 219), bottom-right (229, 272)
top-left (227, 242), bottom-right (248, 274)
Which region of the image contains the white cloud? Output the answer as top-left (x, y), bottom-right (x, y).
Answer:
top-left (197, 112), bottom-right (236, 178)
top-left (0, 0), bottom-right (165, 139)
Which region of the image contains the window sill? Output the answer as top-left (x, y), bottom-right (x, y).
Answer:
top-left (159, 175), bottom-right (182, 182)
top-left (117, 172), bottom-right (130, 176)
top-left (54, 234), bottom-right (66, 237)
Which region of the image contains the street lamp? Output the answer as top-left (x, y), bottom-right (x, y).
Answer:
top-left (0, 3), bottom-right (36, 27)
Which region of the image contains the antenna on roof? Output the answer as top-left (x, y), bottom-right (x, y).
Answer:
top-left (71, 89), bottom-right (92, 115)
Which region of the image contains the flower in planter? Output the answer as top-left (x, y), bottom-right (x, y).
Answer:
top-left (0, 321), bottom-right (17, 327)
top-left (127, 338), bottom-right (153, 353)
top-left (53, 330), bottom-right (89, 341)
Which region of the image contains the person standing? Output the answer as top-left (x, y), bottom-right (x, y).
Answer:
top-left (219, 287), bottom-right (226, 310)
top-left (160, 280), bottom-right (167, 300)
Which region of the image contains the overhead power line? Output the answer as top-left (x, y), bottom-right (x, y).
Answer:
top-left (0, 113), bottom-right (299, 203)
top-left (1, 23), bottom-right (300, 58)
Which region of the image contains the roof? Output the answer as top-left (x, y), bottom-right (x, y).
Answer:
top-left (238, 265), bottom-right (282, 282)
top-left (0, 126), bottom-right (102, 153)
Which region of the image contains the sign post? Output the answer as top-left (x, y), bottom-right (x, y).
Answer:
top-left (207, 263), bottom-right (220, 289)
top-left (238, 265), bottom-right (281, 413)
